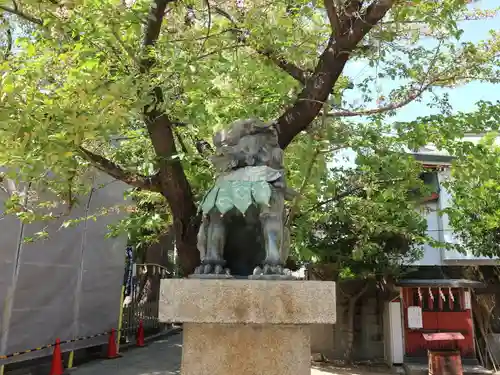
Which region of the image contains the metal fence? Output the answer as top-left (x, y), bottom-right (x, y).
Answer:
top-left (119, 263), bottom-right (172, 345)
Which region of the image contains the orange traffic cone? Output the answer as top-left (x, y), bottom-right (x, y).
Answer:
top-left (136, 321), bottom-right (145, 347)
top-left (106, 329), bottom-right (121, 359)
top-left (49, 338), bottom-right (64, 375)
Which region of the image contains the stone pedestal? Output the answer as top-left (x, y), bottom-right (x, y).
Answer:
top-left (159, 279), bottom-right (336, 375)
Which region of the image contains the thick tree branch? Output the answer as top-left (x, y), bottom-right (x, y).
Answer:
top-left (79, 147), bottom-right (162, 192)
top-left (337, 0), bottom-right (363, 31)
top-left (4, 25), bottom-right (12, 58)
top-left (323, 0), bottom-right (341, 38)
top-left (0, 4), bottom-right (43, 25)
top-left (276, 0), bottom-right (395, 149)
top-left (351, 0), bottom-right (395, 40)
top-left (1, 14), bottom-right (13, 59)
top-left (140, 0), bottom-right (200, 273)
top-left (257, 49), bottom-right (311, 84)
top-left (143, 0), bottom-right (174, 51)
top-left (213, 6), bottom-right (310, 84)
top-left (140, 0), bottom-right (193, 199)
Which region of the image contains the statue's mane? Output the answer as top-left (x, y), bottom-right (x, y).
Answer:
top-left (213, 118), bottom-right (278, 148)
top-left (211, 119), bottom-right (282, 173)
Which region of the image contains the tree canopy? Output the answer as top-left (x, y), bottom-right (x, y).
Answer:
top-left (446, 134), bottom-right (500, 258)
top-left (1, 0), bottom-right (499, 273)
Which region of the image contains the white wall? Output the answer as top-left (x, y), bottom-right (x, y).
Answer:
top-left (408, 166), bottom-right (499, 265)
top-left (412, 201), bottom-right (443, 265)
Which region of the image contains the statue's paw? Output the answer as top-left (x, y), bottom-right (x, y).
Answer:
top-left (190, 263), bottom-right (232, 279)
top-left (194, 263), bottom-right (230, 275)
top-left (262, 264), bottom-right (284, 275)
top-left (262, 264), bottom-right (273, 275)
top-left (249, 264), bottom-right (295, 280)
top-left (261, 264), bottom-right (292, 275)
top-left (203, 264), bottom-right (213, 274)
top-left (253, 266), bottom-right (263, 276)
top-left (202, 264), bottom-right (224, 274)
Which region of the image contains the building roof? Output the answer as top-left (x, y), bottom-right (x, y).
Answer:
top-left (410, 152), bottom-right (454, 164)
top-left (396, 278), bottom-right (485, 288)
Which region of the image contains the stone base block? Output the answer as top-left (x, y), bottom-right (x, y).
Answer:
top-left (182, 323), bottom-right (310, 375)
top-left (159, 279), bottom-right (336, 324)
top-left (160, 279), bottom-right (336, 375)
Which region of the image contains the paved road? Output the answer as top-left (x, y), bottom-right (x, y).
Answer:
top-left (73, 334), bottom-right (181, 375)
top-left (70, 332), bottom-right (389, 375)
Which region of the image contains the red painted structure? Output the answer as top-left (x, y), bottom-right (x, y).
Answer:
top-left (399, 281), bottom-right (479, 360)
top-left (428, 349), bottom-right (464, 375)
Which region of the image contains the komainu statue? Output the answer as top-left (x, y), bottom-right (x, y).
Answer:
top-left (193, 118), bottom-right (294, 279)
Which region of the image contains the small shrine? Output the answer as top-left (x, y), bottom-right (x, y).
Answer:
top-left (397, 278), bottom-right (485, 374)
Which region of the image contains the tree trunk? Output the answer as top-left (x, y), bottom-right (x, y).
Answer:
top-left (137, 0), bottom-right (201, 276)
top-left (148, 126), bottom-right (200, 276)
top-left (172, 215), bottom-right (200, 276)
top-left (344, 281), bottom-right (370, 362)
top-left (155, 163), bottom-right (200, 276)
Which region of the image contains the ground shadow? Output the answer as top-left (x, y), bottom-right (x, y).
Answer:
top-left (311, 364), bottom-right (398, 375)
top-left (72, 334), bottom-right (182, 375)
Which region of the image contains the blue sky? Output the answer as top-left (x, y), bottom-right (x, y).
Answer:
top-left (341, 0), bottom-right (500, 123)
top-left (329, 0), bottom-right (499, 167)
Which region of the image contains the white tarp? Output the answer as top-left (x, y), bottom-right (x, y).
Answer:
top-left (0, 172), bottom-right (128, 364)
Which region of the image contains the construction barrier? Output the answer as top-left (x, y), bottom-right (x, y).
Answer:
top-left (0, 331), bottom-right (111, 361)
top-left (0, 175), bottom-right (128, 369)
top-left (0, 320), bottom-right (168, 375)
top-left (0, 262), bottom-right (173, 373)
top-left (0, 325), bottom-right (145, 362)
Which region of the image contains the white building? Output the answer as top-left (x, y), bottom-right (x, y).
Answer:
top-left (409, 135), bottom-right (499, 266)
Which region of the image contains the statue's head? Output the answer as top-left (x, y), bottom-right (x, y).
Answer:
top-left (211, 118), bottom-right (282, 172)
top-left (212, 118), bottom-right (278, 147)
